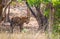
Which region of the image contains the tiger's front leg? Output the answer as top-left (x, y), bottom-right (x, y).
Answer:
top-left (19, 23), bottom-right (23, 32)
top-left (10, 20), bottom-right (14, 33)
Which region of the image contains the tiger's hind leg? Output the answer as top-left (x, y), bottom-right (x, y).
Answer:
top-left (10, 21), bottom-right (14, 33)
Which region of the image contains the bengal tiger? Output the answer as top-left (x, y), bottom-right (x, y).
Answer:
top-left (10, 16), bottom-right (30, 33)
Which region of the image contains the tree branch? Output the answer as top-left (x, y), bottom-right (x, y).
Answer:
top-left (26, 1), bottom-right (37, 18)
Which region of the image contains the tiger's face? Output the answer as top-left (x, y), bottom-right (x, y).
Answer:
top-left (20, 16), bottom-right (30, 24)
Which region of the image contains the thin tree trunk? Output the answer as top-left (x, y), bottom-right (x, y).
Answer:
top-left (35, 5), bottom-right (48, 31)
top-left (3, 0), bottom-right (12, 22)
top-left (26, 1), bottom-right (48, 31)
top-left (7, 5), bottom-right (10, 22)
top-left (0, 0), bottom-right (4, 22)
top-left (48, 3), bottom-right (54, 39)
top-left (26, 2), bottom-right (37, 18)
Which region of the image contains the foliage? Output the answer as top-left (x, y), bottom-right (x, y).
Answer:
top-left (11, 1), bottom-right (16, 6)
top-left (17, 0), bottom-right (22, 3)
top-left (27, 0), bottom-right (41, 7)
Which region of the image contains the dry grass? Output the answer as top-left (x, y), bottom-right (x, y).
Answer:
top-left (0, 31), bottom-right (48, 39)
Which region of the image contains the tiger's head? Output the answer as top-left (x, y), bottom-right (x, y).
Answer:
top-left (20, 16), bottom-right (30, 24)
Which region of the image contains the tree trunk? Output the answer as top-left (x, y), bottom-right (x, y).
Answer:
top-left (35, 6), bottom-right (48, 31)
top-left (3, 0), bottom-right (12, 22)
top-left (48, 3), bottom-right (54, 39)
top-left (0, 0), bottom-right (4, 22)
